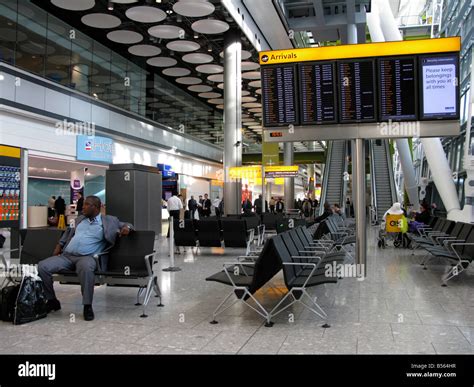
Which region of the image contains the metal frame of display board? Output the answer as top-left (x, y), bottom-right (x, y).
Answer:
top-left (263, 121), bottom-right (460, 142)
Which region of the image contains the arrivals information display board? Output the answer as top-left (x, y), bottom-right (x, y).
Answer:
top-left (261, 65), bottom-right (298, 126)
top-left (259, 37), bottom-right (461, 136)
top-left (378, 56), bottom-right (418, 121)
top-left (299, 61), bottom-right (337, 124)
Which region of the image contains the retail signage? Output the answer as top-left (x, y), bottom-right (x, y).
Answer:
top-left (265, 165), bottom-right (299, 178)
top-left (76, 135), bottom-right (113, 163)
top-left (157, 164), bottom-right (175, 178)
top-left (0, 145), bottom-right (21, 226)
top-left (229, 165), bottom-right (299, 180)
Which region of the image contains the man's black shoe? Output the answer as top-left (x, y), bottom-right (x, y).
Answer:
top-left (46, 299), bottom-right (61, 313)
top-left (83, 305), bottom-right (94, 321)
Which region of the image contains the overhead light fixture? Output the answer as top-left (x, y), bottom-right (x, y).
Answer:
top-left (166, 9), bottom-right (173, 14)
top-left (207, 44), bottom-right (212, 52)
top-left (176, 14), bottom-right (182, 23)
top-left (194, 33), bottom-right (199, 39)
top-left (107, 1), bottom-right (113, 11)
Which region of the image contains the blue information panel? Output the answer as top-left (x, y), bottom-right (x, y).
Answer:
top-left (76, 135), bottom-right (113, 163)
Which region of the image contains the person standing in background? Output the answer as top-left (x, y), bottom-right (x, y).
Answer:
top-left (198, 195), bottom-right (204, 218)
top-left (276, 198), bottom-right (285, 213)
top-left (166, 192), bottom-right (183, 237)
top-left (213, 196), bottom-right (222, 217)
top-left (202, 194), bottom-right (211, 217)
top-left (55, 196), bottom-right (66, 216)
top-left (76, 192), bottom-right (84, 214)
top-left (269, 197), bottom-right (276, 214)
top-left (48, 195), bottom-right (56, 217)
top-left (188, 196), bottom-right (197, 219)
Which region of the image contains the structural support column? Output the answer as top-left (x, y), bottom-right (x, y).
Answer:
top-left (395, 140), bottom-right (419, 211)
top-left (223, 30), bottom-right (242, 215)
top-left (19, 148), bottom-right (28, 229)
top-left (284, 142), bottom-right (294, 210)
top-left (354, 139), bottom-right (367, 278)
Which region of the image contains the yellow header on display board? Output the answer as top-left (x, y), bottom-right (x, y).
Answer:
top-left (0, 145), bottom-right (21, 158)
top-left (259, 37), bottom-right (461, 65)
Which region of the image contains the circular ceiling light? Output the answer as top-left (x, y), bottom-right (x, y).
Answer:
top-left (188, 85), bottom-right (213, 92)
top-left (147, 57), bottom-right (178, 67)
top-left (81, 13), bottom-right (121, 29)
top-left (217, 83), bottom-right (224, 90)
top-left (51, 0), bottom-right (95, 11)
top-left (198, 92), bottom-right (221, 98)
top-left (255, 113), bottom-right (262, 117)
top-left (162, 67), bottom-right (191, 77)
top-left (148, 25), bottom-right (183, 40)
top-left (173, 1), bottom-right (215, 17)
top-left (219, 49), bottom-right (252, 60)
top-left (107, 30), bottom-right (143, 44)
top-left (166, 40), bottom-right (200, 52)
top-left (207, 74), bottom-right (224, 82)
top-left (256, 89), bottom-right (262, 95)
top-left (195, 64), bottom-right (223, 74)
top-left (241, 61), bottom-right (260, 71)
top-left (125, 6), bottom-right (167, 23)
top-left (216, 105), bottom-right (224, 109)
top-left (242, 71), bottom-right (261, 80)
top-left (242, 90), bottom-right (251, 96)
top-left (249, 108), bottom-right (262, 113)
top-left (208, 98), bottom-right (224, 104)
top-left (243, 102), bottom-right (262, 108)
top-left (176, 77), bottom-right (202, 85)
top-left (128, 44), bottom-right (161, 57)
top-left (242, 96), bottom-right (257, 103)
top-left (248, 80), bottom-right (261, 88)
top-left (109, 0), bottom-right (138, 3)
top-left (182, 53), bottom-right (213, 64)
top-left (192, 19), bottom-right (229, 35)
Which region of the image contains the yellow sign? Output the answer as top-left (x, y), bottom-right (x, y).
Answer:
top-left (229, 166), bottom-right (262, 180)
top-left (274, 178), bottom-right (285, 185)
top-left (0, 145), bottom-right (21, 158)
top-left (229, 165), bottom-right (298, 180)
top-left (259, 37), bottom-right (461, 65)
top-left (211, 180), bottom-right (224, 187)
top-left (385, 214), bottom-right (403, 233)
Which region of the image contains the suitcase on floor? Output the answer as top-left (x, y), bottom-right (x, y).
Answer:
top-left (0, 285), bottom-right (20, 322)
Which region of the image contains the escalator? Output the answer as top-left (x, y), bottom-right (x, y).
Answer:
top-left (320, 140), bottom-right (347, 214)
top-left (370, 139), bottom-right (398, 223)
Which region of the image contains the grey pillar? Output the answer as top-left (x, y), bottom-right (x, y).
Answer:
top-left (284, 142), bottom-right (294, 210)
top-left (347, 24), bottom-right (366, 276)
top-left (20, 148), bottom-right (28, 229)
top-left (354, 139), bottom-right (367, 277)
top-left (223, 30), bottom-right (242, 215)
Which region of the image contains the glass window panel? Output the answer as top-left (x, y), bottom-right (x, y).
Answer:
top-left (0, 0), bottom-right (19, 65)
top-left (45, 14), bottom-right (71, 87)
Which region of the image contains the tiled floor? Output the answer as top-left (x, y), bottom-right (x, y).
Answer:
top-left (1, 225), bottom-right (473, 354)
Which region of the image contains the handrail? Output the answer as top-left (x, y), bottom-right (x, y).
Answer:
top-left (319, 141), bottom-right (333, 215)
top-left (369, 140), bottom-right (378, 221)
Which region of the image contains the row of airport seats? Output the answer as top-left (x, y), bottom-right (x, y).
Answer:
top-left (173, 215), bottom-right (308, 254)
top-left (0, 229), bottom-right (162, 317)
top-left (205, 226), bottom-right (350, 327)
top-left (409, 216), bottom-right (474, 285)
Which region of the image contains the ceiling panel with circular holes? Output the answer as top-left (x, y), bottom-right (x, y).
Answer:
top-left (173, 1), bottom-right (215, 17)
top-left (51, 0), bottom-right (95, 11)
top-left (125, 6), bottom-right (166, 23)
top-left (176, 77), bottom-right (202, 85)
top-left (146, 57), bottom-right (178, 67)
top-left (195, 64), bottom-right (223, 74)
top-left (186, 85), bottom-right (212, 93)
top-left (148, 25), bottom-right (183, 40)
top-left (207, 74), bottom-right (224, 82)
top-left (162, 67), bottom-right (191, 77)
top-left (107, 30), bottom-right (143, 44)
top-left (81, 13), bottom-right (121, 29)
top-left (192, 19), bottom-right (229, 35)
top-left (166, 40), bottom-right (200, 52)
top-left (182, 53), bottom-right (213, 64)
top-left (198, 92), bottom-right (221, 99)
top-left (128, 44), bottom-right (161, 57)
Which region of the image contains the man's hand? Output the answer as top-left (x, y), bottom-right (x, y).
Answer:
top-left (53, 244), bottom-right (62, 256)
top-left (119, 225), bottom-right (131, 236)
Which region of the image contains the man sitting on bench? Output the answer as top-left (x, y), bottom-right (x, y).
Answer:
top-left (38, 196), bottom-right (134, 321)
